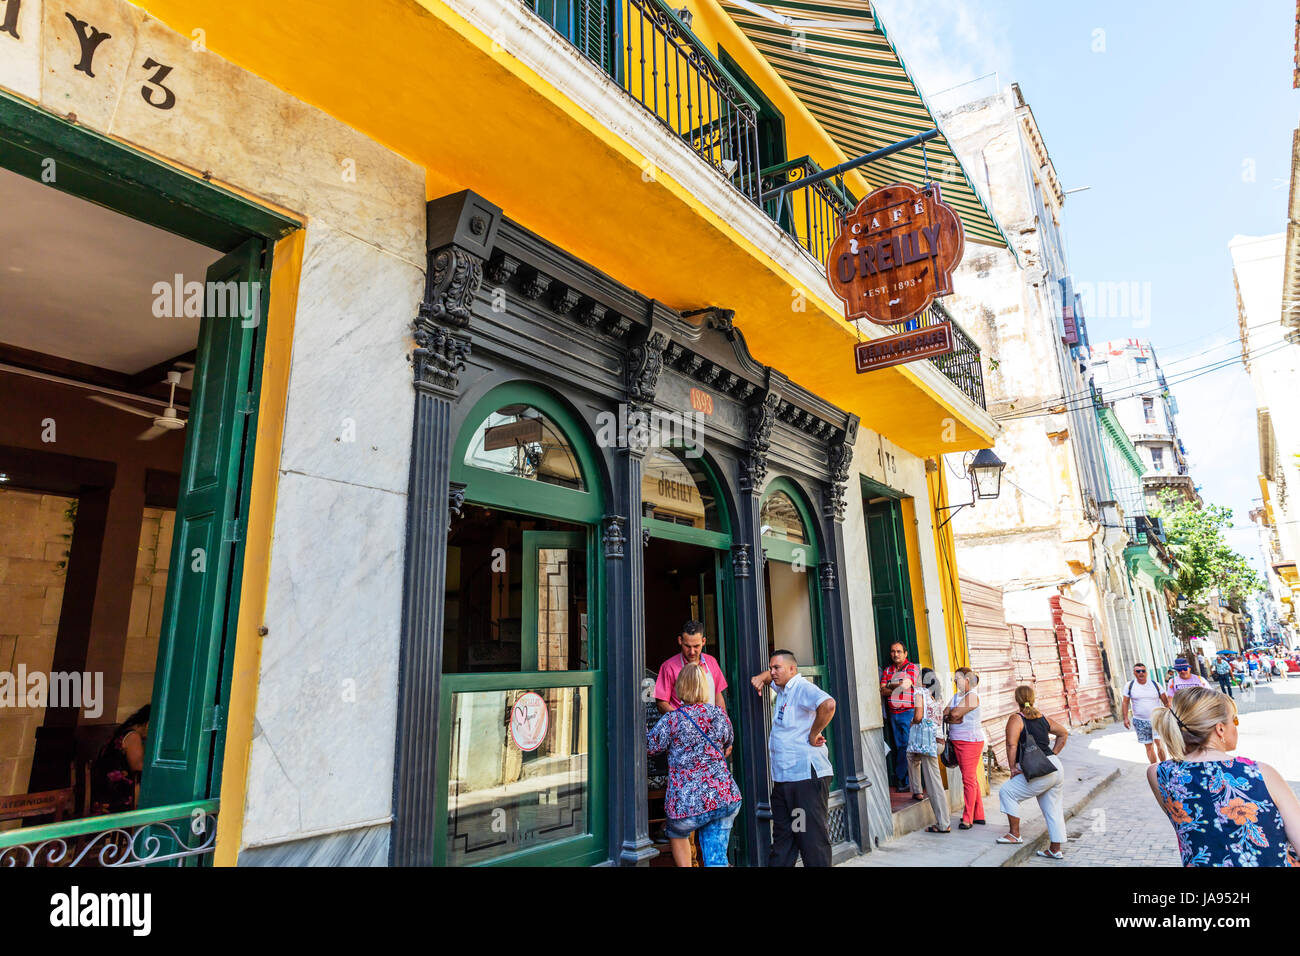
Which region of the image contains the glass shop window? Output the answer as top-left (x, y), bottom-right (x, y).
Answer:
top-left (463, 405), bottom-right (585, 490)
top-left (764, 560), bottom-right (815, 666)
top-left (444, 504), bottom-right (590, 673)
top-left (641, 446), bottom-right (720, 531)
top-left (759, 491), bottom-right (806, 544)
top-left (445, 685), bottom-right (590, 866)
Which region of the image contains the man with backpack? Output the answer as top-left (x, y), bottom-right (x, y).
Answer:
top-left (1121, 662), bottom-right (1169, 764)
top-left (1212, 653), bottom-right (1234, 698)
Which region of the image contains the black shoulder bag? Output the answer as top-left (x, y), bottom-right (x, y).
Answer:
top-left (1017, 717), bottom-right (1056, 779)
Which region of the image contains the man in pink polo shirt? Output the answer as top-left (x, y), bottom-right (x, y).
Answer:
top-left (654, 620), bottom-right (728, 714)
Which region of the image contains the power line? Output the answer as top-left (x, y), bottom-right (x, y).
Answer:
top-left (992, 339), bottom-right (1291, 423)
top-left (994, 325), bottom-right (1289, 421)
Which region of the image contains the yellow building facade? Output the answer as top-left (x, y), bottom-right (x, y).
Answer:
top-left (0, 0), bottom-right (1003, 865)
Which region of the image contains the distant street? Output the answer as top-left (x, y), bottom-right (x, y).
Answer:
top-left (1023, 676), bottom-right (1300, 867)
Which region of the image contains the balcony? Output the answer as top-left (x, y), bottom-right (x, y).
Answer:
top-left (0, 799), bottom-right (218, 866)
top-left (521, 4), bottom-right (989, 412)
top-left (1126, 514), bottom-right (1166, 546)
top-left (526, 0), bottom-right (763, 202)
top-left (919, 301), bottom-right (987, 411)
top-left (756, 155), bottom-right (857, 266)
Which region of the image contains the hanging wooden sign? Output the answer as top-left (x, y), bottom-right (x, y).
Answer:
top-left (827, 182), bottom-right (964, 327)
top-left (854, 322), bottom-right (954, 374)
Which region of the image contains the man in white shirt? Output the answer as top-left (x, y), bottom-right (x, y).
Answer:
top-left (1122, 662), bottom-right (1169, 764)
top-left (750, 649), bottom-right (837, 867)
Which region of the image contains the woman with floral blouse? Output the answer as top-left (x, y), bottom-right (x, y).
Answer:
top-left (1148, 686), bottom-right (1300, 866)
top-left (647, 663), bottom-right (742, 866)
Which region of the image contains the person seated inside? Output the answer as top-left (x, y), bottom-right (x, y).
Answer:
top-left (89, 704), bottom-right (150, 816)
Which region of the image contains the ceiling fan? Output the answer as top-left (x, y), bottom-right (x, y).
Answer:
top-left (87, 369), bottom-right (188, 441)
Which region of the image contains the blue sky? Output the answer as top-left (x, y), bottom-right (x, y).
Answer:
top-left (872, 0), bottom-right (1300, 569)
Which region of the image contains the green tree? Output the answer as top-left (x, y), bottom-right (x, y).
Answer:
top-left (1154, 492), bottom-right (1265, 624)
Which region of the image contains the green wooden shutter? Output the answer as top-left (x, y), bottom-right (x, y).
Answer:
top-left (866, 499), bottom-right (916, 663)
top-left (140, 238), bottom-right (266, 808)
top-left (578, 0), bottom-right (613, 75)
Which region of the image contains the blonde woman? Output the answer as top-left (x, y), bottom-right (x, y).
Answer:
top-left (1147, 686), bottom-right (1300, 866)
top-left (943, 667), bottom-right (985, 828)
top-left (647, 662), bottom-right (743, 866)
top-left (996, 685), bottom-right (1070, 860)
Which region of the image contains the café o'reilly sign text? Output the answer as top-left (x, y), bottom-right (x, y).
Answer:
top-left (826, 182), bottom-right (965, 373)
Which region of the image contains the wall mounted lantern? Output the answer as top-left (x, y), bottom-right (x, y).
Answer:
top-left (937, 448), bottom-right (1007, 530)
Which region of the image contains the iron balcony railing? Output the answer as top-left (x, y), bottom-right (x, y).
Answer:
top-left (754, 156), bottom-right (857, 266)
top-left (526, 0), bottom-right (763, 202)
top-left (0, 799), bottom-right (219, 867)
top-left (1126, 514), bottom-right (1166, 546)
top-left (890, 301), bottom-right (986, 410)
top-left (521, 3), bottom-right (987, 411)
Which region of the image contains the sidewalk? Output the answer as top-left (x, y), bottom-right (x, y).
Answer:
top-left (839, 721), bottom-right (1127, 867)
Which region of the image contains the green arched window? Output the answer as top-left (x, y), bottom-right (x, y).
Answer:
top-left (759, 479), bottom-right (835, 787)
top-left (760, 481), bottom-right (826, 683)
top-left (437, 383), bottom-right (606, 868)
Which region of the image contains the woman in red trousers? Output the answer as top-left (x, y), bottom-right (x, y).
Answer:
top-left (943, 667), bottom-right (986, 829)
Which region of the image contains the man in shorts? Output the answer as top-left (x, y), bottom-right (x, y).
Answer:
top-left (1122, 662), bottom-right (1169, 763)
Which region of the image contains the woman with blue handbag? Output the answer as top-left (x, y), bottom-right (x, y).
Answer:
top-left (908, 667), bottom-right (952, 833)
top-left (647, 663), bottom-right (743, 866)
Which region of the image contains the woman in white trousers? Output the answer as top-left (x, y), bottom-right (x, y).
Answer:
top-left (996, 685), bottom-right (1070, 860)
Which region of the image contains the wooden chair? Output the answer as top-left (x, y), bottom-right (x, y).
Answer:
top-left (0, 787), bottom-right (75, 825)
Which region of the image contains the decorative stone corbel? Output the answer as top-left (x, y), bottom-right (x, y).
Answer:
top-left (603, 515), bottom-right (627, 559)
top-left (413, 191), bottom-right (502, 395)
top-left (449, 481), bottom-right (468, 528)
top-left (731, 543), bottom-right (752, 579)
top-left (624, 326), bottom-right (668, 409)
top-left (739, 390), bottom-right (781, 495)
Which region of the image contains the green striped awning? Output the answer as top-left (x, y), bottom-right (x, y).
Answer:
top-left (721, 0), bottom-right (1010, 248)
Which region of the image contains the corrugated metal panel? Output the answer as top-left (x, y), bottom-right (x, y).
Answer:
top-left (1026, 627), bottom-right (1068, 725)
top-left (961, 577), bottom-right (1031, 768)
top-left (1052, 595), bottom-right (1111, 724)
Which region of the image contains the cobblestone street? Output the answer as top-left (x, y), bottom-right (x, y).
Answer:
top-left (1022, 677), bottom-right (1300, 867)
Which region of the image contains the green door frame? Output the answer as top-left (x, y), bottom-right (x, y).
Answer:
top-left (438, 383), bottom-right (608, 866)
top-left (862, 477), bottom-right (920, 664)
top-left (642, 447), bottom-right (747, 861)
top-left (0, 93), bottom-right (299, 830)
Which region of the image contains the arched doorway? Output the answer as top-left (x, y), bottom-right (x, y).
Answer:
top-left (640, 444), bottom-right (739, 862)
top-left (435, 383), bottom-right (607, 867)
